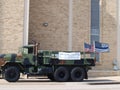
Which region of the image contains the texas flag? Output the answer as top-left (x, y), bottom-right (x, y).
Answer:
top-left (95, 41), bottom-right (110, 53)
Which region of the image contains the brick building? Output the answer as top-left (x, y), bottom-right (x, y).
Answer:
top-left (0, 0), bottom-right (120, 76)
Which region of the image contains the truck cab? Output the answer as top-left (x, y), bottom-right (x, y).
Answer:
top-left (21, 45), bottom-right (36, 66)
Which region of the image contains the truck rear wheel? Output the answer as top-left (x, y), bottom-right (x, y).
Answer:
top-left (4, 67), bottom-right (20, 82)
top-left (54, 67), bottom-right (69, 82)
top-left (71, 67), bottom-right (85, 81)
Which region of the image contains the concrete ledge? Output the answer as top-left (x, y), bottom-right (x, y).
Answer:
top-left (88, 70), bottom-right (120, 77)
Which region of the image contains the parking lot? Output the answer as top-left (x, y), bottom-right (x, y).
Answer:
top-left (0, 76), bottom-right (120, 90)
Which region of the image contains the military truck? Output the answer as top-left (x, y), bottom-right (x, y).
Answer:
top-left (0, 42), bottom-right (95, 82)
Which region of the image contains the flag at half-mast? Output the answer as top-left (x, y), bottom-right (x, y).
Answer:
top-left (84, 43), bottom-right (95, 52)
top-left (95, 41), bottom-right (109, 53)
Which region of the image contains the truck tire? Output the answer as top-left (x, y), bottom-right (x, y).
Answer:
top-left (71, 67), bottom-right (85, 81)
top-left (4, 67), bottom-right (20, 82)
top-left (54, 67), bottom-right (69, 82)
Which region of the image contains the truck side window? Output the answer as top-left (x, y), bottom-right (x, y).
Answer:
top-left (28, 47), bottom-right (34, 54)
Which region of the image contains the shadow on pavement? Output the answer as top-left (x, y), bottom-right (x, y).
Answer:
top-left (88, 82), bottom-right (120, 85)
top-left (18, 78), bottom-right (52, 83)
top-left (84, 79), bottom-right (113, 82)
top-left (17, 78), bottom-right (114, 83)
top-left (85, 79), bottom-right (120, 85)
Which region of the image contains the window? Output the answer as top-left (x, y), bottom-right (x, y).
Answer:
top-left (28, 47), bottom-right (34, 54)
top-left (91, 0), bottom-right (100, 61)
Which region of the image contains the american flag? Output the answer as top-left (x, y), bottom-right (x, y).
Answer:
top-left (95, 41), bottom-right (109, 53)
top-left (84, 43), bottom-right (95, 52)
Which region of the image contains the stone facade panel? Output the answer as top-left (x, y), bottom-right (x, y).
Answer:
top-left (29, 0), bottom-right (69, 51)
top-left (0, 0), bottom-right (24, 53)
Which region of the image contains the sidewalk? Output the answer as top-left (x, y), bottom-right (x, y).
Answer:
top-left (87, 76), bottom-right (120, 84)
top-left (88, 70), bottom-right (120, 77)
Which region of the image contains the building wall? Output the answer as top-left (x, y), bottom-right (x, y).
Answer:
top-left (29, 0), bottom-right (90, 51)
top-left (72, 0), bottom-right (90, 51)
top-left (0, 0), bottom-right (24, 53)
top-left (29, 0), bottom-right (69, 51)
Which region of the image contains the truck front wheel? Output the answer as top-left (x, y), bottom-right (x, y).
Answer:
top-left (71, 67), bottom-right (85, 81)
top-left (54, 67), bottom-right (69, 82)
top-left (4, 67), bottom-right (20, 82)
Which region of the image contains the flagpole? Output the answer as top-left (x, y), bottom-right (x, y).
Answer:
top-left (83, 42), bottom-right (86, 61)
top-left (93, 41), bottom-right (96, 62)
top-left (93, 41), bottom-right (95, 52)
top-left (84, 42), bottom-right (85, 52)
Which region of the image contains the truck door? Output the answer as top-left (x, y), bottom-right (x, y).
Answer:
top-left (22, 47), bottom-right (35, 66)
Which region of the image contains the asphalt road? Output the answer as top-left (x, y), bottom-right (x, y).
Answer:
top-left (0, 76), bottom-right (120, 90)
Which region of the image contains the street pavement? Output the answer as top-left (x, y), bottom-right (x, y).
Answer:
top-left (0, 76), bottom-right (120, 90)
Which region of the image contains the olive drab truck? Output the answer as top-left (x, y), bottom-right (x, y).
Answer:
top-left (0, 42), bottom-right (95, 82)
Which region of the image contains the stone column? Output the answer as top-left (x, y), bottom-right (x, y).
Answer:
top-left (68, 0), bottom-right (73, 51)
top-left (23, 0), bottom-right (30, 45)
top-left (117, 0), bottom-right (120, 69)
top-left (0, 0), bottom-right (24, 53)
